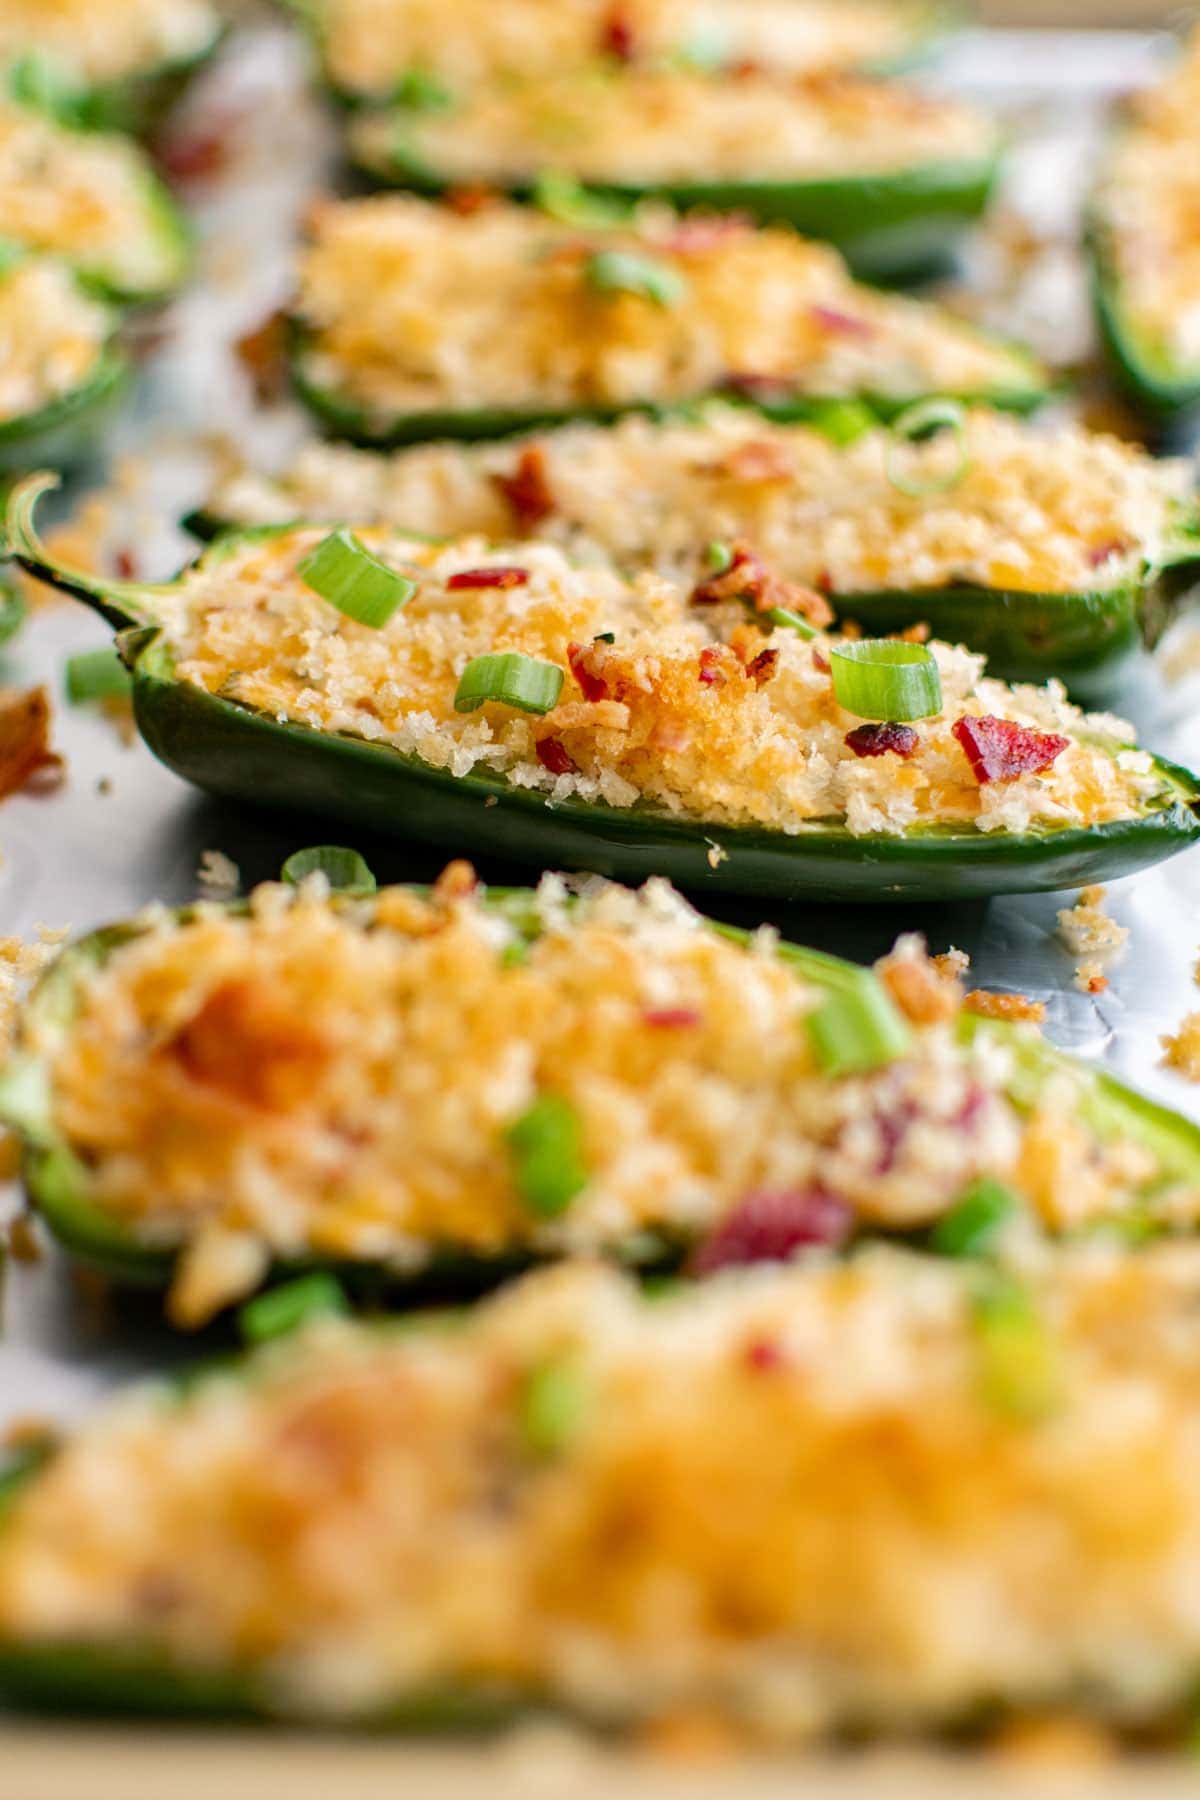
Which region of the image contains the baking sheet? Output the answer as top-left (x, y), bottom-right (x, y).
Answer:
top-left (1, 17), bottom-right (1199, 1789)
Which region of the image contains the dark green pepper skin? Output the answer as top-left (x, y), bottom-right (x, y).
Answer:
top-left (288, 317), bottom-right (1051, 450)
top-left (8, 477), bottom-right (1200, 902)
top-left (47, 29), bottom-right (227, 138)
top-left (77, 160), bottom-right (193, 307)
top-left (349, 150), bottom-right (999, 287)
top-left (1090, 235), bottom-right (1200, 436)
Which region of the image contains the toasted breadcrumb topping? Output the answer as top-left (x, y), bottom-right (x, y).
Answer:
top-left (0, 0), bottom-right (218, 86)
top-left (0, 256), bottom-right (112, 423)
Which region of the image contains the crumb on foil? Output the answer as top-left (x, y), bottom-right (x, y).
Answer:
top-left (1057, 885), bottom-right (1128, 993)
top-left (196, 849), bottom-right (241, 900)
top-left (963, 989), bottom-right (1047, 1025)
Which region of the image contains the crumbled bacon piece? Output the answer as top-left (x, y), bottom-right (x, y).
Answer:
top-left (643, 1007), bottom-right (702, 1029)
top-left (744, 647), bottom-right (779, 688)
top-left (691, 1190), bottom-right (853, 1275)
top-left (234, 310), bottom-right (288, 403)
top-left (809, 304), bottom-right (875, 339)
top-left (445, 185), bottom-right (495, 216)
top-left (845, 722), bottom-right (918, 759)
top-left (952, 715), bottom-right (1070, 785)
top-left (689, 538), bottom-right (832, 627)
top-left (1086, 537), bottom-right (1132, 569)
top-left (113, 548), bottom-right (139, 581)
top-left (536, 735), bottom-right (576, 776)
top-left (493, 445), bottom-right (556, 530)
top-left (446, 566), bottom-right (528, 591)
top-left (600, 2), bottom-right (636, 59)
top-left (698, 646), bottom-right (726, 686)
top-left (0, 688), bottom-right (62, 798)
top-left (964, 989), bottom-right (1047, 1025)
top-left (156, 122), bottom-right (230, 184)
top-left (171, 980), bottom-right (329, 1110)
top-left (722, 438), bottom-right (794, 484)
top-left (567, 640), bottom-right (610, 702)
top-left (812, 644), bottom-right (831, 674)
top-left (743, 1336), bottom-right (786, 1372)
top-left (721, 372), bottom-right (796, 408)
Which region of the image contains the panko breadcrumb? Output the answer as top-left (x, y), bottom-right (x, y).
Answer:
top-left (0, 0), bottom-right (219, 86)
top-left (1056, 885), bottom-right (1128, 993)
top-left (11, 1247), bottom-right (1200, 1738)
top-left (0, 256), bottom-right (113, 424)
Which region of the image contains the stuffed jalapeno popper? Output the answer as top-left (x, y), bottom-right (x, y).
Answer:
top-left (0, 0), bottom-right (225, 134)
top-left (2, 861), bottom-right (1199, 1326)
top-left (288, 196), bottom-right (1049, 448)
top-left (0, 97), bottom-right (189, 304)
top-left (291, 0), bottom-right (961, 104)
top-left (1090, 25), bottom-right (1200, 426)
top-left (7, 1244), bottom-right (1200, 1738)
top-left (196, 407), bottom-right (1200, 699)
top-left (0, 256), bottom-right (126, 470)
top-left (9, 473), bottom-right (1198, 900)
top-left (348, 69), bottom-right (998, 282)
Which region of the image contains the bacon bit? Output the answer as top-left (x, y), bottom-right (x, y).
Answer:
top-left (536, 735), bottom-right (576, 776)
top-left (1077, 965), bottom-right (1109, 996)
top-left (235, 310), bottom-right (288, 403)
top-left (691, 1190), bottom-right (853, 1275)
top-left (845, 722), bottom-right (918, 759)
top-left (815, 569), bottom-right (834, 594)
top-left (952, 715), bottom-right (1070, 785)
top-left (721, 371), bottom-right (796, 408)
top-left (745, 647), bottom-right (779, 688)
top-left (689, 538), bottom-right (833, 627)
top-left (698, 646), bottom-right (726, 686)
top-left (446, 566), bottom-right (528, 591)
top-left (113, 548), bottom-right (139, 581)
top-left (964, 989), bottom-right (1047, 1025)
top-left (0, 688), bottom-right (62, 798)
top-left (1086, 538), bottom-right (1132, 569)
top-left (433, 859), bottom-right (478, 903)
top-left (171, 980), bottom-right (330, 1110)
top-left (722, 438), bottom-right (794, 485)
top-left (743, 1336), bottom-right (786, 1372)
top-left (663, 214), bottom-right (752, 255)
top-left (445, 185), bottom-right (496, 216)
top-left (811, 644), bottom-right (831, 674)
top-left (567, 639), bottom-right (610, 702)
top-left (809, 304), bottom-right (875, 339)
top-left (600, 2), bottom-right (636, 59)
top-left (156, 123), bottom-right (230, 185)
top-left (493, 446), bottom-right (556, 529)
top-left (728, 57), bottom-right (763, 78)
top-left (643, 1006), bottom-right (702, 1030)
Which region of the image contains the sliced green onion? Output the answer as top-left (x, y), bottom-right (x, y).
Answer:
top-left (971, 1277), bottom-right (1061, 1423)
top-left (593, 630), bottom-right (616, 644)
top-left (830, 640), bottom-right (942, 722)
top-left (767, 606), bottom-right (820, 639)
top-left (281, 845), bottom-right (377, 891)
top-left (390, 67), bottom-right (454, 110)
top-left (930, 1178), bottom-right (1018, 1258)
top-left (532, 170), bottom-right (631, 230)
top-left (297, 529), bottom-right (416, 629)
top-left (519, 1357), bottom-right (589, 1458)
top-left (805, 969), bottom-right (910, 1077)
top-left (886, 398), bottom-right (970, 499)
top-left (64, 648), bottom-right (132, 705)
top-left (6, 51), bottom-right (84, 126)
top-left (806, 398), bottom-right (875, 447)
top-left (585, 249), bottom-right (687, 309)
top-left (239, 1273), bottom-right (348, 1345)
top-left (506, 1093), bottom-right (588, 1219)
top-left (704, 540), bottom-right (733, 574)
top-left (0, 238), bottom-right (26, 283)
top-left (454, 652), bottom-right (564, 716)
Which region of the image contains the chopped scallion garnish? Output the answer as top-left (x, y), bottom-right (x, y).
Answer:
top-left (454, 652), bottom-right (564, 716)
top-left (390, 67), bottom-right (454, 111)
top-left (519, 1357), bottom-right (589, 1458)
top-left (806, 398), bottom-right (875, 447)
top-left (239, 1273), bottom-right (348, 1345)
top-left (830, 639), bottom-right (942, 722)
top-left (930, 1177), bottom-right (1017, 1258)
top-left (297, 529), bottom-right (416, 629)
top-left (704, 540), bottom-right (733, 574)
top-left (281, 845), bottom-right (377, 892)
top-left (806, 968), bottom-right (911, 1077)
top-left (586, 249), bottom-right (687, 309)
top-left (532, 170), bottom-right (631, 230)
top-left (971, 1276), bottom-right (1061, 1422)
top-left (506, 1093), bottom-right (588, 1219)
top-left (767, 606), bottom-right (820, 639)
top-left (64, 648), bottom-right (132, 705)
top-left (886, 398), bottom-right (970, 498)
